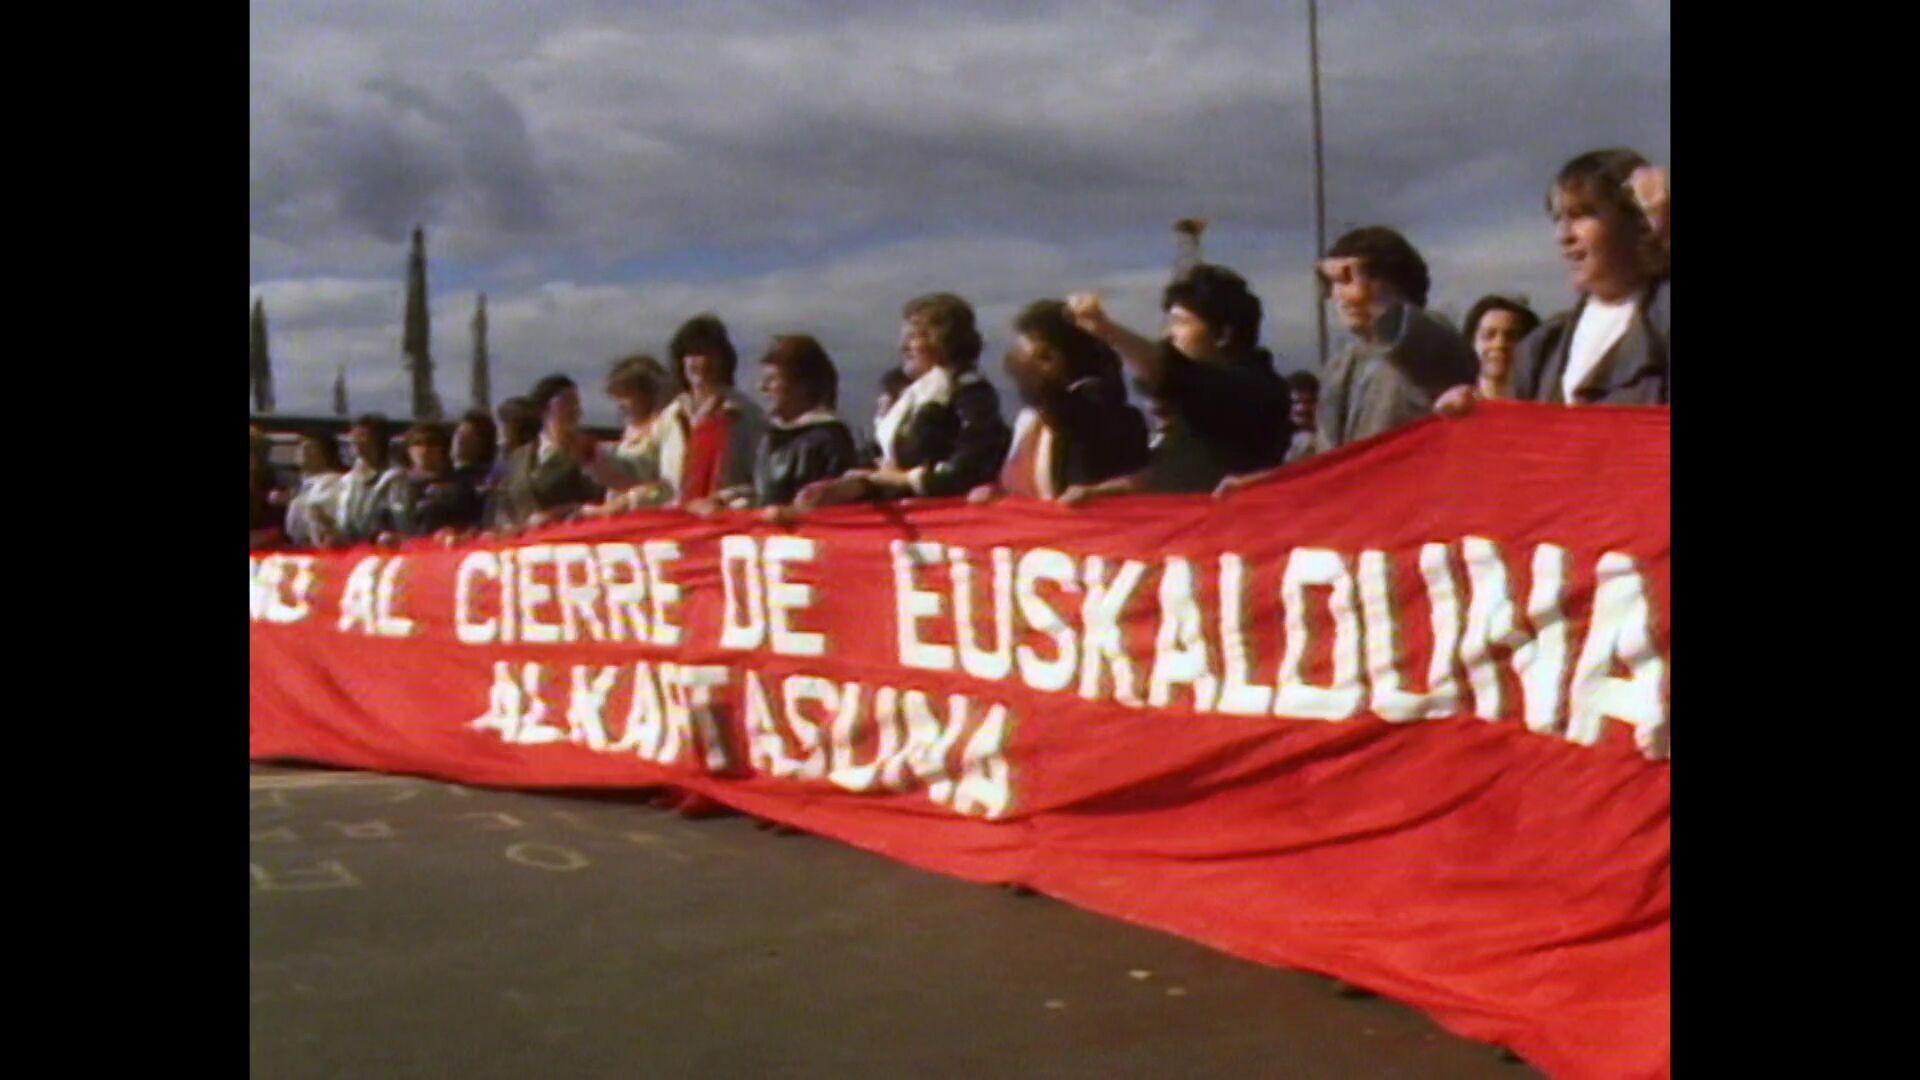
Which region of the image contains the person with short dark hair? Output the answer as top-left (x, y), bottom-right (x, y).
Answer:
top-left (479, 397), bottom-right (540, 513)
top-left (334, 413), bottom-right (408, 543)
top-left (654, 313), bottom-right (767, 504)
top-left (382, 422), bottom-right (482, 540)
top-left (489, 375), bottom-right (605, 532)
top-left (1512, 149), bottom-right (1669, 406)
top-left (1310, 226), bottom-right (1476, 452)
top-left (696, 336), bottom-right (860, 512)
top-left (495, 397), bottom-right (541, 455)
top-left (1284, 370), bottom-right (1321, 463)
top-left (797, 293), bottom-right (1011, 507)
top-left (1461, 296), bottom-right (1542, 400)
top-left (452, 409), bottom-right (499, 483)
top-left (969, 300), bottom-right (1148, 503)
top-left (581, 354), bottom-right (682, 516)
top-left (1065, 264), bottom-right (1291, 489)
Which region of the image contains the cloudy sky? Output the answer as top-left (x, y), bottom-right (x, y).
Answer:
top-left (249, 0), bottom-right (1670, 428)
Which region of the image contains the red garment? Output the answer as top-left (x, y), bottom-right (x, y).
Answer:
top-left (679, 409), bottom-right (735, 501)
top-left (999, 414), bottom-right (1045, 498)
top-left (998, 410), bottom-right (1061, 499)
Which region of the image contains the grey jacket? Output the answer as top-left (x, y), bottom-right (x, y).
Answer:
top-left (1512, 279), bottom-right (1670, 406)
top-left (488, 442), bottom-right (605, 529)
top-left (1315, 302), bottom-right (1477, 451)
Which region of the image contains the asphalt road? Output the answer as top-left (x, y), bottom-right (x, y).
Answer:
top-left (250, 764), bottom-right (1541, 1079)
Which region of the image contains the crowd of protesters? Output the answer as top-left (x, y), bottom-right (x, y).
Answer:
top-left (250, 148), bottom-right (1669, 551)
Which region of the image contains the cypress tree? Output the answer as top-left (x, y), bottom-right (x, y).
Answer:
top-left (471, 291), bottom-right (491, 411)
top-left (249, 297), bottom-right (275, 413)
top-left (333, 365), bottom-right (349, 417)
top-left (403, 225), bottom-right (440, 419)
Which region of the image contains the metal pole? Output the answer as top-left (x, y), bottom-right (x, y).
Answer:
top-left (1307, 0), bottom-right (1329, 368)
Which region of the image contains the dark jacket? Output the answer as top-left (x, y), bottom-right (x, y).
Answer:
top-left (1512, 278), bottom-right (1670, 406)
top-left (1316, 302), bottom-right (1477, 451)
top-left (1143, 344), bottom-right (1291, 475)
top-left (889, 370), bottom-right (1012, 498)
top-left (454, 461), bottom-right (494, 497)
top-left (753, 413), bottom-right (860, 507)
top-left (1030, 376), bottom-right (1150, 490)
top-left (489, 441), bottom-right (605, 529)
top-left (385, 470), bottom-right (483, 537)
top-left (1142, 420), bottom-right (1233, 494)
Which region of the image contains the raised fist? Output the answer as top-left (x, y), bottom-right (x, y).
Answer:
top-left (1066, 292), bottom-right (1110, 335)
top-left (1627, 165), bottom-right (1669, 235)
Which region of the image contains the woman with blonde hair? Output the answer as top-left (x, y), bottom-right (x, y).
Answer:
top-left (797, 293), bottom-right (1009, 507)
top-left (1440, 149), bottom-right (1669, 416)
top-left (580, 353), bottom-right (683, 517)
top-left (1512, 148), bottom-right (1670, 405)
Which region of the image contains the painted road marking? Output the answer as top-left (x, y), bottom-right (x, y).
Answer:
top-left (250, 859), bottom-right (362, 891)
top-left (249, 771), bottom-right (424, 792)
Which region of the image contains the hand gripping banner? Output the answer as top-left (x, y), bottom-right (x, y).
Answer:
top-left (251, 402), bottom-right (1671, 1080)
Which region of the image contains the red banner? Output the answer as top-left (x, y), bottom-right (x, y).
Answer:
top-left (251, 401), bottom-right (1670, 1080)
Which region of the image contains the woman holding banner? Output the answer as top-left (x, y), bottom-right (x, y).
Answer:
top-left (655, 314), bottom-right (766, 506)
top-left (1440, 149), bottom-right (1670, 413)
top-left (579, 353), bottom-right (681, 517)
top-left (1461, 296), bottom-right (1541, 401)
top-left (969, 299), bottom-right (1147, 503)
top-left (795, 293), bottom-right (1010, 508)
top-left (690, 334), bottom-right (861, 513)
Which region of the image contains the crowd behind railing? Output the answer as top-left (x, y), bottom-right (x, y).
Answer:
top-left (248, 148), bottom-right (1669, 552)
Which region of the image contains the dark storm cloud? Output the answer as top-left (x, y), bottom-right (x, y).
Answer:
top-left (252, 0), bottom-right (1668, 262)
top-left (251, 74), bottom-right (552, 248)
top-left (628, 110), bottom-right (1176, 250)
top-left (250, 0), bottom-right (1667, 417)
